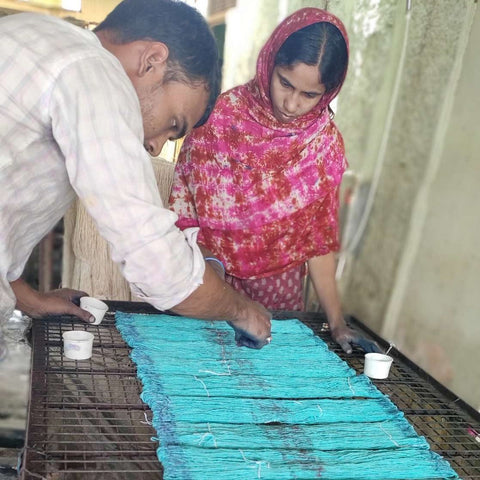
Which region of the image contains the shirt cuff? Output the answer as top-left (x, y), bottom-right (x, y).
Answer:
top-left (129, 227), bottom-right (205, 311)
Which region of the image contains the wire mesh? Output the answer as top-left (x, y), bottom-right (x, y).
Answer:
top-left (20, 302), bottom-right (480, 479)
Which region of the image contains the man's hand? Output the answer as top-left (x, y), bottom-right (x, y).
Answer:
top-left (227, 295), bottom-right (272, 349)
top-left (171, 262), bottom-right (272, 349)
top-left (10, 279), bottom-right (95, 323)
top-left (331, 322), bottom-right (381, 354)
top-left (227, 322), bottom-right (272, 349)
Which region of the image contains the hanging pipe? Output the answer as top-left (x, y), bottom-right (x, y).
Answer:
top-left (336, 2), bottom-right (413, 281)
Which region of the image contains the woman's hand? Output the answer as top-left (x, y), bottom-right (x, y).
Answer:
top-left (10, 279), bottom-right (95, 323)
top-left (331, 322), bottom-right (381, 354)
top-left (307, 254), bottom-right (380, 353)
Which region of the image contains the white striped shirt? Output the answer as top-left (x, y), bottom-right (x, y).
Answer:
top-left (0, 13), bottom-right (205, 320)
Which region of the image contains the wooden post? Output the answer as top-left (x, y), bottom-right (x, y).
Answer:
top-left (38, 232), bottom-right (54, 293)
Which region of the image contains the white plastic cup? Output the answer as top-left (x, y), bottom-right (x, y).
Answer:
top-left (80, 297), bottom-right (108, 325)
top-left (63, 330), bottom-right (94, 360)
top-left (364, 353), bottom-right (393, 379)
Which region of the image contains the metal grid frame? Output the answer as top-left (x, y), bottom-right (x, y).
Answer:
top-left (21, 302), bottom-right (480, 479)
top-left (21, 305), bottom-right (163, 480)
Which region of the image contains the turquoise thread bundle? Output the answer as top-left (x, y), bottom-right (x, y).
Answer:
top-left (116, 312), bottom-right (459, 480)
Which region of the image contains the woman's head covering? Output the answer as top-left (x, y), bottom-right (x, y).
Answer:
top-left (170, 8), bottom-right (349, 279)
top-left (253, 7), bottom-right (349, 125)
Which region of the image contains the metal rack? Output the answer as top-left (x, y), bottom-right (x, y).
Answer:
top-left (21, 302), bottom-right (480, 479)
top-left (21, 304), bottom-right (163, 480)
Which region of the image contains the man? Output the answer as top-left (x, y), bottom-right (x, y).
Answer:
top-left (0, 0), bottom-right (271, 348)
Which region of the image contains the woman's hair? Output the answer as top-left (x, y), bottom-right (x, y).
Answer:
top-left (95, 0), bottom-right (220, 127)
top-left (274, 22), bottom-right (347, 94)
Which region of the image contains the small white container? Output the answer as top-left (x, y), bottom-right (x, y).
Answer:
top-left (364, 353), bottom-right (393, 379)
top-left (63, 330), bottom-right (94, 360)
top-left (80, 297), bottom-right (108, 325)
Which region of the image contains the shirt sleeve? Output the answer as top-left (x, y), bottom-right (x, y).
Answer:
top-left (49, 56), bottom-right (205, 310)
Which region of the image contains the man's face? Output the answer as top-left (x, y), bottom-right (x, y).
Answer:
top-left (137, 80), bottom-right (209, 156)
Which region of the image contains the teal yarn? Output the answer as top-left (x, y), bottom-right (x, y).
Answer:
top-left (116, 312), bottom-right (459, 480)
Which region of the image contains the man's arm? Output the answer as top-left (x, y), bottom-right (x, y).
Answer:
top-left (171, 262), bottom-right (271, 349)
top-left (10, 267), bottom-right (272, 349)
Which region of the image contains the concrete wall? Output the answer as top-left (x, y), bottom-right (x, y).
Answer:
top-left (381, 2), bottom-right (480, 408)
top-left (220, 0), bottom-right (479, 409)
top-left (338, 0), bottom-right (479, 409)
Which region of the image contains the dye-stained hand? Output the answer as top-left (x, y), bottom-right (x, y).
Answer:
top-left (352, 336), bottom-right (382, 354)
top-left (331, 323), bottom-right (381, 354)
top-left (227, 321), bottom-right (272, 349)
top-left (226, 294), bottom-right (272, 349)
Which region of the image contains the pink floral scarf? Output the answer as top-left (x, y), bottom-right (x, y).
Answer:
top-left (170, 8), bottom-right (349, 279)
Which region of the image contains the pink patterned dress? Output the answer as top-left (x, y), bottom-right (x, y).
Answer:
top-left (170, 8), bottom-right (349, 311)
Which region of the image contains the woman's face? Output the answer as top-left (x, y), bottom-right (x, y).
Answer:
top-left (270, 62), bottom-right (326, 123)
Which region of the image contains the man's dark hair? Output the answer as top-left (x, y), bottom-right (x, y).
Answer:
top-left (95, 0), bottom-right (220, 126)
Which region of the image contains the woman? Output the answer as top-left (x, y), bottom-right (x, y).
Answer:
top-left (170, 8), bottom-right (376, 354)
